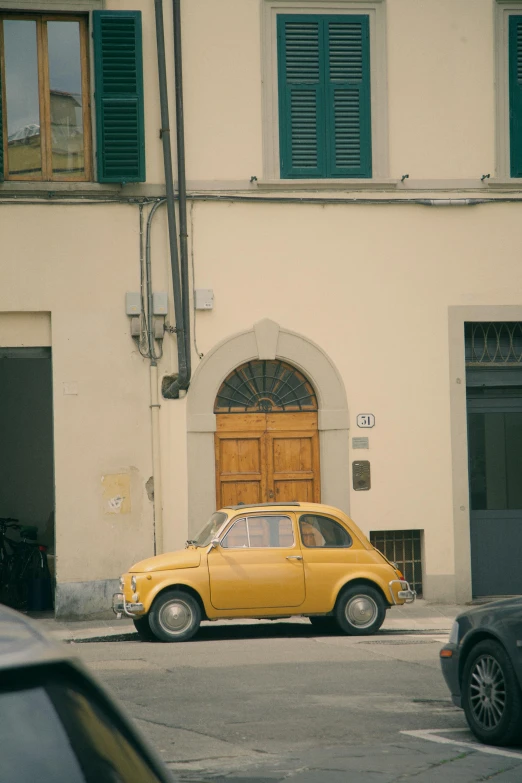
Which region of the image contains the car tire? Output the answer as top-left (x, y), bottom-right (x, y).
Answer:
top-left (309, 617), bottom-right (340, 634)
top-left (133, 616), bottom-right (157, 642)
top-left (462, 639), bottom-right (522, 747)
top-left (148, 590), bottom-right (201, 643)
top-left (335, 585), bottom-right (386, 636)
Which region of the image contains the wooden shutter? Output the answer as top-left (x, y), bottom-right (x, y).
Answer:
top-left (509, 16), bottom-right (522, 178)
top-left (93, 11), bottom-right (145, 183)
top-left (277, 14), bottom-right (371, 179)
top-left (325, 17), bottom-right (371, 178)
top-left (278, 17), bottom-right (325, 178)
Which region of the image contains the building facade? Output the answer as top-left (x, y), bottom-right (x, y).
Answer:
top-left (1, 0), bottom-right (522, 616)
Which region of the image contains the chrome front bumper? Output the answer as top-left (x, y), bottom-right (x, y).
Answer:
top-left (389, 579), bottom-right (416, 605)
top-left (112, 592), bottom-right (145, 619)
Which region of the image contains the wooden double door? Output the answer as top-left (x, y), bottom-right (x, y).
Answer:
top-left (215, 412), bottom-right (320, 507)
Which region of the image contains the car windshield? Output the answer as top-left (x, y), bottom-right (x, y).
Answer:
top-left (192, 512), bottom-right (228, 547)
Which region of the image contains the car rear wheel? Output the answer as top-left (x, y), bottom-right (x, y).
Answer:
top-left (133, 616), bottom-right (157, 641)
top-left (336, 585), bottom-right (386, 636)
top-left (148, 590), bottom-right (201, 642)
top-left (462, 639), bottom-right (522, 746)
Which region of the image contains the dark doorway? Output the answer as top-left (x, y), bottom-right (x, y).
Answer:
top-left (466, 322), bottom-right (522, 597)
top-left (0, 347), bottom-right (55, 607)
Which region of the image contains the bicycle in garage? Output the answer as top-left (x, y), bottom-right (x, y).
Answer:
top-left (0, 518), bottom-right (53, 611)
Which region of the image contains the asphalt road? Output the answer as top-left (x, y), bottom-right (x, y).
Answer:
top-left (71, 619), bottom-right (522, 783)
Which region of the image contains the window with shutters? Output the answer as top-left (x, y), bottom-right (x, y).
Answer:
top-left (262, 2), bottom-right (387, 183)
top-left (0, 14), bottom-right (91, 181)
top-left (0, 10), bottom-right (145, 183)
top-left (277, 15), bottom-right (371, 178)
top-left (509, 15), bottom-right (522, 177)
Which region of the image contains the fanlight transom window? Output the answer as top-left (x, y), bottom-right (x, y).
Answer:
top-left (214, 360), bottom-right (317, 413)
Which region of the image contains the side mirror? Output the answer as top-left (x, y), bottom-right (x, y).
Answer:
top-left (207, 537), bottom-right (220, 554)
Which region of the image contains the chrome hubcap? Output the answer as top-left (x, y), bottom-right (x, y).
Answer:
top-left (345, 595), bottom-right (378, 628)
top-left (159, 599), bottom-right (193, 636)
top-left (469, 654), bottom-right (506, 730)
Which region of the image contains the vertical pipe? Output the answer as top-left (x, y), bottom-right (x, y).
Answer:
top-left (173, 0), bottom-right (191, 382)
top-left (154, 0), bottom-right (186, 375)
top-left (149, 364), bottom-right (163, 555)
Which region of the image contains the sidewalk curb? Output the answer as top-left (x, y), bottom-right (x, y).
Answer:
top-left (27, 601), bottom-right (463, 643)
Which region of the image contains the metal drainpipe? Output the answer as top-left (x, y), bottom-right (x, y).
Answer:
top-left (174, 0), bottom-right (191, 386)
top-left (162, 0), bottom-right (192, 399)
top-left (154, 0), bottom-right (190, 398)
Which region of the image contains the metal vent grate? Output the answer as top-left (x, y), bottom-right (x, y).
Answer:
top-left (465, 322), bottom-right (522, 366)
top-left (215, 360), bottom-right (317, 413)
top-left (370, 530), bottom-right (423, 598)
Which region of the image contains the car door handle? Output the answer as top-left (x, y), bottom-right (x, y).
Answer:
top-left (286, 555), bottom-right (303, 561)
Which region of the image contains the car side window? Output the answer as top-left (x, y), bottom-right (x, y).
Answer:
top-left (221, 515), bottom-right (294, 548)
top-left (0, 666), bottom-right (166, 783)
top-left (221, 518), bottom-right (248, 548)
top-left (54, 686), bottom-right (164, 782)
top-left (0, 685), bottom-right (85, 783)
top-left (299, 515), bottom-right (352, 548)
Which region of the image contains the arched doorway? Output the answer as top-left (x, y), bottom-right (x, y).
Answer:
top-left (214, 359), bottom-right (320, 506)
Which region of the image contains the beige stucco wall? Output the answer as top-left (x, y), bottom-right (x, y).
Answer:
top-left (387, 0), bottom-right (495, 180)
top-left (126, 0), bottom-right (497, 184)
top-left (1, 0), bottom-right (521, 613)
top-left (0, 206), bottom-right (163, 586)
top-left (182, 199), bottom-right (522, 602)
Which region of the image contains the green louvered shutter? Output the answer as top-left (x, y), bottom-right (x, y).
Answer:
top-left (93, 11), bottom-right (145, 183)
top-left (509, 16), bottom-right (522, 178)
top-left (325, 17), bottom-right (371, 178)
top-left (278, 17), bottom-right (326, 178)
top-left (277, 15), bottom-right (371, 179)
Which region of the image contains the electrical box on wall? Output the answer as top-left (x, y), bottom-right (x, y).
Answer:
top-left (125, 292), bottom-right (141, 315)
top-left (195, 289), bottom-right (214, 310)
top-left (153, 292), bottom-right (168, 315)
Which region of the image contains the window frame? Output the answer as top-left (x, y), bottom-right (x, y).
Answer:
top-left (261, 0), bottom-right (388, 183)
top-left (221, 514), bottom-right (296, 549)
top-left (298, 513), bottom-right (353, 548)
top-left (495, 2), bottom-right (522, 179)
top-left (0, 11), bottom-right (92, 182)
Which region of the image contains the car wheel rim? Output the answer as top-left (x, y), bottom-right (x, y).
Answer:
top-left (469, 654), bottom-right (506, 730)
top-left (158, 599), bottom-right (193, 636)
top-left (345, 595), bottom-right (378, 628)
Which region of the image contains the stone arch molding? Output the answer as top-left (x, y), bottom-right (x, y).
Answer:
top-left (186, 319), bottom-right (350, 535)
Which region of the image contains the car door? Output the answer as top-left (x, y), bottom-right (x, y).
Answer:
top-left (297, 512), bottom-right (361, 610)
top-left (208, 513), bottom-right (305, 610)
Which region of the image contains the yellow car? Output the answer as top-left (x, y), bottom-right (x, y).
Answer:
top-left (112, 502), bottom-right (415, 642)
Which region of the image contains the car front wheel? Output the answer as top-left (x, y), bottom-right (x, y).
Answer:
top-left (148, 590), bottom-right (201, 642)
top-left (335, 585), bottom-right (386, 636)
top-left (133, 616), bottom-right (157, 641)
top-left (462, 639), bottom-right (522, 746)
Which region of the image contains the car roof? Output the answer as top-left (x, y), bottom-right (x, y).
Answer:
top-left (222, 502), bottom-right (344, 513)
top-left (225, 502), bottom-right (301, 510)
top-left (0, 604), bottom-right (71, 673)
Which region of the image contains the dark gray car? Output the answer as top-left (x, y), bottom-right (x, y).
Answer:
top-left (0, 604), bottom-right (173, 782)
top-left (440, 597), bottom-right (522, 747)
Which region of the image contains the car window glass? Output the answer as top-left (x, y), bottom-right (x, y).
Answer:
top-left (0, 686), bottom-right (85, 783)
top-left (221, 518), bottom-right (248, 548)
top-left (247, 516), bottom-right (294, 548)
top-left (194, 511), bottom-right (228, 546)
top-left (221, 516), bottom-right (294, 548)
top-left (299, 515), bottom-right (352, 548)
top-left (57, 686), bottom-right (163, 782)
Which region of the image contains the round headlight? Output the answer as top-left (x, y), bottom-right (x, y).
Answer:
top-left (119, 576), bottom-right (124, 591)
top-left (131, 576), bottom-right (137, 592)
